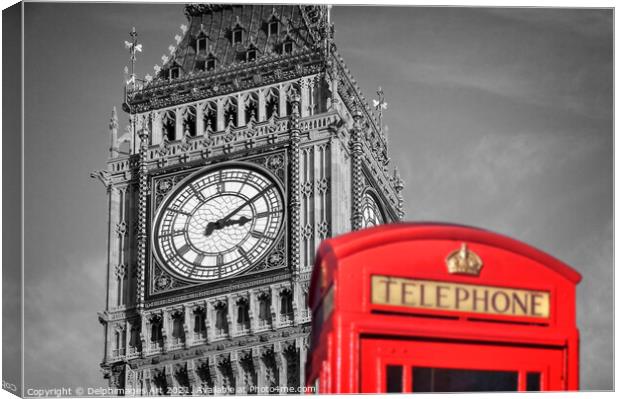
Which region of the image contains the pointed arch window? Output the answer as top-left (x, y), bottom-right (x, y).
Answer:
top-left (223, 97), bottom-right (238, 128)
top-left (206, 58), bottom-right (216, 71)
top-left (196, 37), bottom-right (207, 54)
top-left (171, 312), bottom-right (185, 345)
top-left (232, 27), bottom-right (243, 44)
top-left (193, 307), bottom-right (207, 339)
top-left (246, 49), bottom-right (257, 62)
top-left (258, 293), bottom-right (271, 327)
top-left (280, 289), bottom-right (294, 322)
top-left (280, 290), bottom-right (293, 315)
top-left (245, 93), bottom-right (258, 123)
top-left (182, 106), bottom-right (196, 137)
top-left (203, 101), bottom-right (217, 132)
top-left (286, 83), bottom-right (301, 116)
top-left (214, 302), bottom-right (229, 336)
top-left (162, 110), bottom-right (176, 141)
top-left (116, 275), bottom-right (124, 307)
top-left (265, 88), bottom-right (279, 119)
top-left (237, 298), bottom-right (250, 331)
top-left (129, 324), bottom-right (141, 354)
top-left (112, 329), bottom-right (126, 357)
top-left (269, 20), bottom-right (279, 37)
top-left (149, 316), bottom-right (163, 350)
top-left (283, 39), bottom-right (294, 55)
top-left (170, 66), bottom-right (180, 80)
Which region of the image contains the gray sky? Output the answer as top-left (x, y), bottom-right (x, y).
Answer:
top-left (22, 2), bottom-right (612, 392)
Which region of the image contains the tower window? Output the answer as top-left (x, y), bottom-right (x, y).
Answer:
top-left (269, 21), bottom-right (279, 36)
top-left (258, 294), bottom-right (271, 326)
top-left (203, 101), bottom-right (217, 132)
top-left (265, 88), bottom-right (279, 119)
top-left (196, 37), bottom-right (207, 53)
top-left (182, 106), bottom-right (196, 137)
top-left (283, 41), bottom-right (293, 54)
top-left (113, 330), bottom-right (125, 357)
top-left (215, 304), bottom-right (228, 336)
top-left (194, 310), bottom-right (206, 334)
top-left (150, 318), bottom-right (163, 343)
top-left (171, 313), bottom-right (185, 344)
top-left (223, 98), bottom-right (238, 128)
top-left (245, 93), bottom-right (258, 123)
top-left (162, 110), bottom-right (176, 141)
top-left (129, 325), bottom-right (140, 353)
top-left (206, 58), bottom-right (216, 71)
top-left (170, 66), bottom-right (180, 80)
top-left (233, 28), bottom-right (243, 44)
top-left (286, 83), bottom-right (301, 116)
top-left (237, 299), bottom-right (250, 330)
top-left (280, 290), bottom-right (293, 316)
top-left (246, 49), bottom-right (257, 62)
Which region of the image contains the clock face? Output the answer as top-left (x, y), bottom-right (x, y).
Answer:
top-left (361, 192), bottom-right (385, 228)
top-left (152, 165), bottom-right (285, 281)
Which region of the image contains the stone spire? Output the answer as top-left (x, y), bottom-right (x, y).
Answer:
top-left (109, 106), bottom-right (119, 158)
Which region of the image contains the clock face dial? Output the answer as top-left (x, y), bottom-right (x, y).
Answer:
top-left (361, 192), bottom-right (385, 228)
top-left (153, 165), bottom-right (285, 281)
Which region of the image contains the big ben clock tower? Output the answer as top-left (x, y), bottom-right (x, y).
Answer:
top-left (93, 4), bottom-right (404, 394)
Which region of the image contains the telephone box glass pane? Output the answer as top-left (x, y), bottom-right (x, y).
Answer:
top-left (412, 367), bottom-right (518, 392)
top-left (526, 372), bottom-right (541, 391)
top-left (386, 365), bottom-right (403, 392)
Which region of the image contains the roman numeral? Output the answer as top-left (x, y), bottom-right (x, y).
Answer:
top-left (177, 244), bottom-right (191, 256)
top-left (250, 230), bottom-right (274, 240)
top-left (238, 173), bottom-right (250, 193)
top-left (216, 254), bottom-right (224, 278)
top-left (194, 253), bottom-right (205, 266)
top-left (237, 246), bottom-right (250, 262)
top-left (169, 208), bottom-right (192, 216)
top-left (159, 230), bottom-right (186, 238)
top-left (165, 253), bottom-right (179, 264)
top-left (188, 184), bottom-right (206, 202)
top-left (255, 210), bottom-right (281, 218)
top-left (216, 170), bottom-right (225, 193)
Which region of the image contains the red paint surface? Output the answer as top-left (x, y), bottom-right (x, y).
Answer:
top-left (306, 223), bottom-right (581, 393)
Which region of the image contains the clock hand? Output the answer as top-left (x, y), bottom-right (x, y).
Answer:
top-left (204, 185), bottom-right (273, 237)
top-left (204, 216), bottom-right (251, 237)
top-left (205, 221), bottom-right (218, 237)
top-left (219, 185), bottom-right (274, 224)
top-left (204, 215), bottom-right (253, 237)
top-left (224, 216), bottom-right (251, 227)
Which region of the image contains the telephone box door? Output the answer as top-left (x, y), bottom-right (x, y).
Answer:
top-left (361, 338), bottom-right (565, 393)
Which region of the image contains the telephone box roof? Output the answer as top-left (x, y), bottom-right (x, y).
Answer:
top-left (312, 222), bottom-right (582, 297)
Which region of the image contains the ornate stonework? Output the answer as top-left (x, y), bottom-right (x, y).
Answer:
top-left (96, 4), bottom-right (403, 395)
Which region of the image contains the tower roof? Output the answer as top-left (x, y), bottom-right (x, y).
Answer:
top-left (156, 4), bottom-right (326, 80)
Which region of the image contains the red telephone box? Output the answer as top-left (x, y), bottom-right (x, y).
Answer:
top-left (306, 223), bottom-right (581, 393)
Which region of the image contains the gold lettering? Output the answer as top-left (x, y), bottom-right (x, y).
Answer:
top-left (370, 275), bottom-right (550, 319)
top-left (436, 285), bottom-right (450, 308)
top-left (380, 278), bottom-right (398, 303)
top-left (401, 282), bottom-right (417, 305)
top-left (511, 291), bottom-right (528, 315)
top-left (531, 293), bottom-right (544, 317)
top-left (455, 287), bottom-right (470, 310)
top-left (419, 284), bottom-right (430, 307)
top-left (491, 291), bottom-right (510, 313)
top-left (472, 289), bottom-right (489, 312)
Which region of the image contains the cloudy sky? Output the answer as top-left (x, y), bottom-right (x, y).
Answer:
top-left (20, 1), bottom-right (612, 392)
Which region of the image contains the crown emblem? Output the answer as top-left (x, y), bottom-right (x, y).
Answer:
top-left (445, 243), bottom-right (483, 276)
